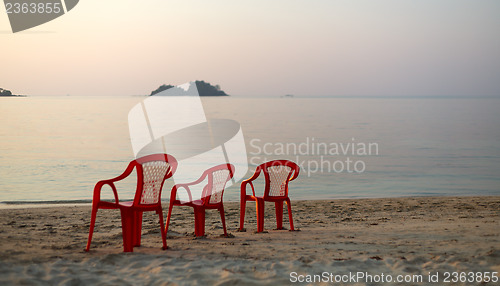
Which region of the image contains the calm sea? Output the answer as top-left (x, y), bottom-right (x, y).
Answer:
top-left (1, 96), bottom-right (499, 205)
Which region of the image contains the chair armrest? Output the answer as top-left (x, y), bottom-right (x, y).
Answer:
top-left (168, 172), bottom-right (208, 203)
top-left (184, 171), bottom-right (209, 186)
top-left (240, 166), bottom-right (262, 197)
top-left (91, 161), bottom-right (136, 204)
top-left (241, 180), bottom-right (256, 197)
top-left (102, 161), bottom-right (136, 183)
top-left (289, 167), bottom-right (300, 181)
top-left (93, 181), bottom-right (120, 204)
top-left (171, 184), bottom-right (193, 202)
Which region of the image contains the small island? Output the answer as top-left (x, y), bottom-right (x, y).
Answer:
top-left (150, 81), bottom-right (229, 96)
top-left (0, 88), bottom-right (25, 97)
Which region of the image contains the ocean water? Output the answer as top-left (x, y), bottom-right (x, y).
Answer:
top-left (1, 96), bottom-right (499, 204)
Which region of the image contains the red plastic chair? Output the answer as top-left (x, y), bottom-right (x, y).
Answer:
top-left (85, 154), bottom-right (177, 252)
top-left (166, 164), bottom-right (235, 237)
top-left (239, 160), bottom-right (300, 232)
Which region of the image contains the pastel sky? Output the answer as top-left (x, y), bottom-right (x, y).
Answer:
top-left (1, 0), bottom-right (500, 97)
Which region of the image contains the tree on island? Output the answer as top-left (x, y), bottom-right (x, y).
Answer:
top-left (150, 81), bottom-right (228, 96)
top-left (150, 84), bottom-right (175, 96)
top-left (0, 88), bottom-right (12, 96)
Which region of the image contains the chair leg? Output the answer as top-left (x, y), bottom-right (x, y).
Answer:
top-left (286, 198), bottom-right (294, 231)
top-left (239, 199), bottom-right (246, 231)
top-left (165, 200), bottom-right (175, 235)
top-left (85, 206), bottom-right (98, 251)
top-left (256, 198), bottom-right (265, 233)
top-left (157, 209), bottom-right (167, 250)
top-left (133, 211), bottom-right (143, 247)
top-left (219, 205), bottom-right (228, 236)
top-left (120, 209), bottom-right (134, 252)
top-left (275, 201), bottom-right (284, 230)
top-left (193, 207), bottom-right (206, 237)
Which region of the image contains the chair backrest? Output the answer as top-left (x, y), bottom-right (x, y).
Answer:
top-left (134, 154), bottom-right (178, 206)
top-left (259, 160), bottom-right (299, 199)
top-left (201, 164), bottom-right (235, 205)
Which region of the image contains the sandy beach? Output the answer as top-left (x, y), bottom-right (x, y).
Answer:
top-left (0, 196), bottom-right (498, 285)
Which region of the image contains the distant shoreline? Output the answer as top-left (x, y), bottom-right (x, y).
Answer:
top-left (0, 94), bottom-right (26, 97)
top-left (0, 199), bottom-right (91, 209)
top-left (2, 194), bottom-right (498, 209)
top-left (1, 199), bottom-right (92, 205)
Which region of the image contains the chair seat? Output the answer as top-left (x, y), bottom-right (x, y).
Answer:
top-left (97, 200), bottom-right (139, 209)
top-left (174, 199), bottom-right (204, 207)
top-left (118, 201), bottom-right (134, 207)
top-left (245, 195), bottom-right (288, 202)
